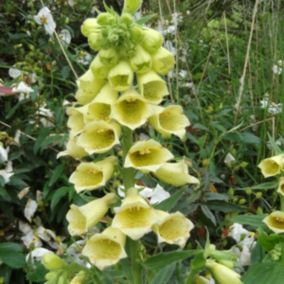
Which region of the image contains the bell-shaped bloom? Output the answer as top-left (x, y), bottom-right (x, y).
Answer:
top-left (125, 139), bottom-right (174, 172)
top-left (66, 106), bottom-right (86, 135)
top-left (277, 177), bottom-right (284, 196)
top-left (66, 193), bottom-right (117, 236)
top-left (90, 56), bottom-right (111, 79)
top-left (69, 156), bottom-right (117, 193)
top-left (152, 47), bottom-right (175, 75)
top-left (258, 154), bottom-right (284, 178)
top-left (153, 211), bottom-right (194, 248)
top-left (206, 260), bottom-right (243, 284)
top-left (57, 136), bottom-right (88, 160)
top-left (153, 159), bottom-right (199, 186)
top-left (81, 18), bottom-right (100, 37)
top-left (141, 28), bottom-right (164, 54)
top-left (112, 188), bottom-right (157, 240)
top-left (130, 45), bottom-right (152, 74)
top-left (194, 275), bottom-right (211, 284)
top-left (149, 105), bottom-right (190, 139)
top-left (138, 71), bottom-right (169, 104)
top-left (99, 48), bottom-right (119, 67)
top-left (77, 121), bottom-right (121, 154)
top-left (108, 61), bottom-right (134, 92)
top-left (85, 83), bottom-right (118, 122)
top-left (263, 211), bottom-right (284, 234)
top-left (42, 253), bottom-right (67, 270)
top-left (82, 227), bottom-right (127, 270)
top-left (123, 0), bottom-right (142, 14)
top-left (70, 271), bottom-right (87, 284)
top-left (111, 89), bottom-right (152, 130)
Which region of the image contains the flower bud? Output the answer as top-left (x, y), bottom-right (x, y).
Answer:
top-left (97, 12), bottom-right (116, 26)
top-left (66, 193), bottom-right (117, 236)
top-left (138, 71), bottom-right (169, 104)
top-left (263, 211), bottom-right (284, 234)
top-left (152, 47), bottom-right (175, 75)
top-left (258, 154), bottom-right (284, 178)
top-left (82, 227), bottom-right (127, 270)
top-left (130, 45), bottom-right (152, 74)
top-left (42, 253), bottom-right (67, 271)
top-left (108, 61), bottom-right (134, 91)
top-left (141, 28), bottom-right (164, 54)
top-left (88, 32), bottom-right (103, 51)
top-left (99, 48), bottom-right (119, 66)
top-left (123, 0), bottom-right (143, 14)
top-left (69, 156), bottom-right (117, 193)
top-left (206, 260), bottom-right (243, 284)
top-left (90, 56), bottom-right (111, 79)
top-left (124, 139), bottom-right (174, 172)
top-left (81, 18), bottom-right (100, 37)
top-left (70, 271), bottom-right (87, 284)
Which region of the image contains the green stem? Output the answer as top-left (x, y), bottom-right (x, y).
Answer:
top-left (121, 127), bottom-right (141, 284)
top-left (185, 269), bottom-right (197, 284)
top-left (280, 195), bottom-right (284, 211)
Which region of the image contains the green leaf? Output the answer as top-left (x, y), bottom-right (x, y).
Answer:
top-left (251, 181), bottom-right (278, 191)
top-left (232, 214), bottom-right (265, 227)
top-left (0, 243), bottom-right (25, 268)
top-left (48, 164), bottom-right (65, 187)
top-left (50, 186), bottom-right (70, 210)
top-left (149, 264), bottom-right (176, 284)
top-left (243, 263), bottom-right (284, 284)
top-left (26, 263), bottom-right (47, 283)
top-left (144, 250), bottom-right (198, 270)
top-left (241, 132), bottom-right (260, 145)
top-left (200, 205), bottom-right (216, 225)
top-left (155, 190), bottom-right (184, 211)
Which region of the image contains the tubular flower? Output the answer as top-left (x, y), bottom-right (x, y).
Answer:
top-left (108, 61), bottom-right (134, 91)
top-left (66, 193), bottom-right (117, 236)
top-left (138, 71), bottom-right (169, 104)
top-left (111, 89), bottom-right (152, 130)
top-left (194, 275), bottom-right (211, 284)
top-left (77, 121), bottom-right (121, 154)
top-left (90, 56), bottom-right (111, 79)
top-left (81, 18), bottom-right (100, 37)
top-left (66, 106), bottom-right (86, 135)
top-left (99, 48), bottom-right (119, 67)
top-left (42, 253), bottom-right (67, 270)
top-left (69, 156), bottom-right (117, 193)
top-left (82, 227), bottom-right (127, 270)
top-left (152, 47), bottom-right (175, 75)
top-left (112, 188), bottom-right (157, 240)
top-left (124, 139), bottom-right (174, 172)
top-left (70, 271), bottom-right (88, 284)
top-left (153, 211), bottom-right (194, 248)
top-left (263, 211), bottom-right (284, 234)
top-left (153, 159), bottom-right (199, 186)
top-left (206, 260), bottom-right (243, 284)
top-left (258, 154), bottom-right (284, 178)
top-left (277, 177), bottom-right (284, 196)
top-left (149, 105), bottom-right (190, 139)
top-left (88, 31), bottom-right (103, 52)
top-left (57, 136), bottom-right (88, 160)
top-left (141, 28), bottom-right (164, 54)
top-left (130, 45), bottom-right (152, 74)
top-left (85, 83), bottom-right (118, 122)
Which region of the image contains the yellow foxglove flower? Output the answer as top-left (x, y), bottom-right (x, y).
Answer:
top-left (153, 159), bottom-right (199, 186)
top-left (77, 121), bottom-right (121, 154)
top-left (111, 89), bottom-right (152, 130)
top-left (66, 193), bottom-right (116, 236)
top-left (42, 253), bottom-right (67, 270)
top-left (258, 154), bottom-right (284, 178)
top-left (149, 105), bottom-right (190, 139)
top-left (108, 61), bottom-right (134, 91)
top-left (141, 28), bottom-right (164, 54)
top-left (57, 136), bottom-right (88, 160)
top-left (153, 211), bottom-right (194, 247)
top-left (82, 227), bottom-right (127, 270)
top-left (130, 45), bottom-right (152, 74)
top-left (90, 56), bottom-right (111, 79)
top-left (99, 48), bottom-right (119, 67)
top-left (112, 188), bottom-right (157, 240)
top-left (206, 260), bottom-right (243, 284)
top-left (81, 18), bottom-right (100, 37)
top-left (194, 275), bottom-right (211, 284)
top-left (277, 177), bottom-right (284, 196)
top-left (152, 47), bottom-right (175, 75)
top-left (88, 31), bottom-right (103, 51)
top-left (69, 156), bottom-right (117, 193)
top-left (138, 71), bottom-right (169, 104)
top-left (85, 83), bottom-right (118, 122)
top-left (263, 211), bottom-right (284, 233)
top-left (66, 106), bottom-right (86, 135)
top-left (123, 0), bottom-right (142, 14)
top-left (124, 139), bottom-right (174, 172)
top-left (70, 271), bottom-right (87, 284)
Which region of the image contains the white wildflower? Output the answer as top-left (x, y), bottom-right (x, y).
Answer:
top-left (140, 184), bottom-right (170, 205)
top-left (229, 223), bottom-right (250, 242)
top-left (8, 68), bottom-right (22, 79)
top-left (12, 81), bottom-right (33, 94)
top-left (0, 145), bottom-right (9, 163)
top-left (37, 105), bottom-right (54, 127)
top-left (24, 199), bottom-right (38, 222)
top-left (26, 248), bottom-right (52, 263)
top-left (59, 29), bottom-right (72, 46)
top-left (77, 51), bottom-right (92, 65)
top-left (224, 153), bottom-right (235, 166)
top-left (34, 7), bottom-right (56, 36)
top-left (0, 161), bottom-right (14, 184)
top-left (17, 187), bottom-right (30, 200)
top-left (272, 64), bottom-right (282, 75)
top-left (268, 102), bottom-right (282, 115)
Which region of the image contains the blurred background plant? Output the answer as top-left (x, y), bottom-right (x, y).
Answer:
top-left (0, 0), bottom-right (284, 283)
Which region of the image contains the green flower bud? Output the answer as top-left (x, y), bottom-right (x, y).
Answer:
top-left (123, 0), bottom-right (143, 14)
top-left (99, 48), bottom-right (119, 66)
top-left (90, 56), bottom-right (111, 79)
top-left (152, 47), bottom-right (175, 75)
top-left (141, 28), bottom-right (164, 54)
top-left (121, 13), bottom-right (134, 25)
top-left (88, 32), bottom-right (103, 51)
top-left (42, 253), bottom-right (67, 271)
top-left (97, 12), bottom-right (116, 26)
top-left (130, 45), bottom-right (152, 74)
top-left (81, 18), bottom-right (100, 37)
